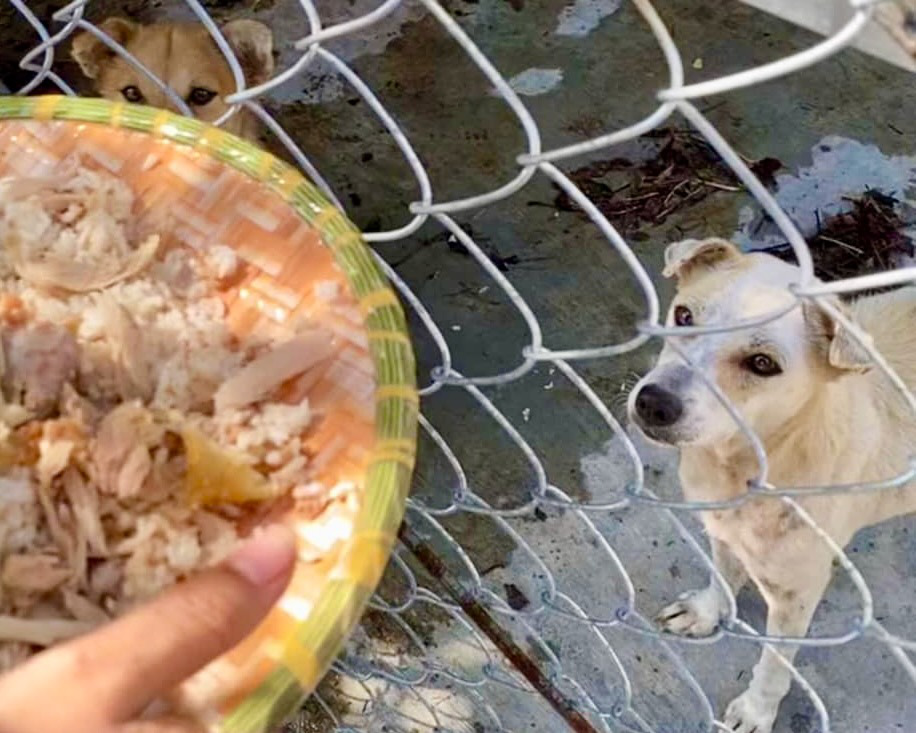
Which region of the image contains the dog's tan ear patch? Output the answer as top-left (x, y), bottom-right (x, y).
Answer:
top-left (662, 238), bottom-right (741, 282)
top-left (72, 17), bottom-right (138, 80)
top-left (803, 298), bottom-right (873, 374)
top-left (222, 20), bottom-right (275, 87)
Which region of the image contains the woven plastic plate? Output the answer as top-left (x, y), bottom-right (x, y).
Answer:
top-left (0, 96), bottom-right (418, 733)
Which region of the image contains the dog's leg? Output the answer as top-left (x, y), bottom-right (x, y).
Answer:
top-left (656, 539), bottom-right (747, 637)
top-left (724, 557), bottom-right (832, 733)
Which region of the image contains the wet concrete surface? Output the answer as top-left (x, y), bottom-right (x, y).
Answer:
top-left (3, 1), bottom-right (916, 731)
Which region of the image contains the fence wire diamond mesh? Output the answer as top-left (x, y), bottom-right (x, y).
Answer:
top-left (5, 0), bottom-right (916, 731)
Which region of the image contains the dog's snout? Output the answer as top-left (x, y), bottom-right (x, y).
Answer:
top-left (634, 384), bottom-right (683, 427)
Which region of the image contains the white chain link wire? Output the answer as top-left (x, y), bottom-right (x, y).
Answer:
top-left (6, 0), bottom-right (916, 730)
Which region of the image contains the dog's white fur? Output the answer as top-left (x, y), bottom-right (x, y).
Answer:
top-left (875, 0), bottom-right (916, 59)
top-left (628, 238), bottom-right (916, 733)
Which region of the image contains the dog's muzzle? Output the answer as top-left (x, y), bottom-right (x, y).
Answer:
top-left (633, 383), bottom-right (683, 432)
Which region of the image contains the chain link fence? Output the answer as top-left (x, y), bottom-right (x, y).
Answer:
top-left (4, 0), bottom-right (916, 731)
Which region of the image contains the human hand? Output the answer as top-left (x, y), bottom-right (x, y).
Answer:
top-left (0, 524), bottom-right (297, 733)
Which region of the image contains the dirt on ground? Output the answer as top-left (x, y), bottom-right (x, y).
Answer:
top-left (553, 127), bottom-right (913, 283)
top-left (552, 127), bottom-right (783, 235)
top-left (756, 190), bottom-right (915, 283)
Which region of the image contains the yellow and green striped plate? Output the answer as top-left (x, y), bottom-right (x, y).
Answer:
top-left (0, 95), bottom-right (417, 733)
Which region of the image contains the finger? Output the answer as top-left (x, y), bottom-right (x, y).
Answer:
top-left (0, 524), bottom-right (296, 729)
top-left (94, 523), bottom-right (296, 720)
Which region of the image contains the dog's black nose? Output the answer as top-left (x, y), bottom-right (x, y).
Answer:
top-left (634, 384), bottom-right (683, 427)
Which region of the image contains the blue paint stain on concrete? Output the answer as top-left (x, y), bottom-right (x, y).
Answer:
top-left (504, 67), bottom-right (564, 97)
top-left (555, 0), bottom-right (623, 38)
top-left (733, 136), bottom-right (916, 254)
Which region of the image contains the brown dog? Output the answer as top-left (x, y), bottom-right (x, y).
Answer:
top-left (72, 18), bottom-right (274, 141)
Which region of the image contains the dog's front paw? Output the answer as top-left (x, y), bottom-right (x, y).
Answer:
top-left (655, 587), bottom-right (722, 637)
top-left (723, 690), bottom-right (778, 733)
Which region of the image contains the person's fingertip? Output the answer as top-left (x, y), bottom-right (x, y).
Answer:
top-left (225, 523), bottom-right (297, 587)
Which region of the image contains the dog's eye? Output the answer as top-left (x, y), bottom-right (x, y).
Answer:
top-left (121, 85), bottom-right (144, 103)
top-left (744, 353), bottom-right (782, 377)
top-left (673, 305), bottom-right (693, 327)
top-left (188, 87), bottom-right (217, 106)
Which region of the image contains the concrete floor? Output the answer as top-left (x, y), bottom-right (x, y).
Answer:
top-left (4, 1), bottom-right (916, 731)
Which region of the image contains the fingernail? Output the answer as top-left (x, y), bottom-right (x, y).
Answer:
top-left (226, 524), bottom-right (297, 586)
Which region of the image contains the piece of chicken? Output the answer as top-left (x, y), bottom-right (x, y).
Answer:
top-left (91, 402), bottom-right (163, 499)
top-left (1, 323), bottom-right (79, 417)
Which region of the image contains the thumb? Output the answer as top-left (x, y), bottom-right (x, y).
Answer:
top-left (3, 524), bottom-right (297, 728)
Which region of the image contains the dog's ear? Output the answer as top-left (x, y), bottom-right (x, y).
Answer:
top-left (72, 17), bottom-right (139, 80)
top-left (221, 20), bottom-right (275, 87)
top-left (803, 298), bottom-right (873, 373)
top-left (662, 238), bottom-right (741, 282)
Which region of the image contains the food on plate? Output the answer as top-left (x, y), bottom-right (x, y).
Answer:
top-left (0, 157), bottom-right (336, 670)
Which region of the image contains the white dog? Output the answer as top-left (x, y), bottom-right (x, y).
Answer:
top-left (628, 238), bottom-right (916, 733)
